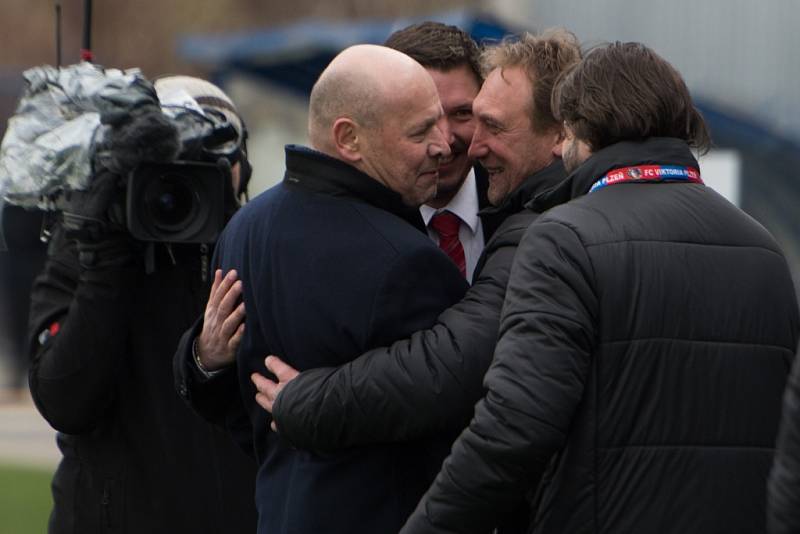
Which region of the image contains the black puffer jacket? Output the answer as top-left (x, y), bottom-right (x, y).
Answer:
top-left (768, 342), bottom-right (800, 533)
top-left (402, 138), bottom-right (800, 534)
top-left (271, 161), bottom-right (566, 452)
top-left (29, 228), bottom-right (257, 534)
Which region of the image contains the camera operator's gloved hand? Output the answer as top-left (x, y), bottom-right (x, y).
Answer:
top-left (61, 170), bottom-right (135, 271)
top-left (94, 103), bottom-right (180, 177)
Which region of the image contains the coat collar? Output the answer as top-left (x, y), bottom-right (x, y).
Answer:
top-left (282, 145), bottom-right (427, 233)
top-left (528, 137), bottom-right (701, 213)
top-left (479, 159), bottom-right (567, 219)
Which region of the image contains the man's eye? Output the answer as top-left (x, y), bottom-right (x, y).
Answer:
top-left (410, 124), bottom-right (434, 140)
top-left (487, 123), bottom-right (502, 134)
top-left (453, 110), bottom-right (472, 121)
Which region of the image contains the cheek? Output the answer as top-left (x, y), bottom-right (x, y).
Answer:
top-left (578, 142), bottom-right (591, 163)
top-left (490, 138), bottom-right (511, 161)
top-left (394, 145), bottom-right (418, 167)
top-left (452, 123), bottom-right (475, 144)
top-left (568, 141), bottom-right (578, 160)
top-left (231, 164), bottom-right (242, 193)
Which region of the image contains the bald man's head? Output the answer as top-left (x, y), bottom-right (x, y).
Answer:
top-left (308, 45), bottom-right (432, 151)
top-left (306, 44), bottom-right (451, 207)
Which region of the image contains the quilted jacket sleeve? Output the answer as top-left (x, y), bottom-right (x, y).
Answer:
top-left (401, 219), bottom-right (599, 534)
top-left (768, 342), bottom-right (800, 533)
top-left (271, 217), bottom-right (530, 452)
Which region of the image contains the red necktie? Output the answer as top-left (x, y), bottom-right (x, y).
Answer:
top-left (429, 211), bottom-right (466, 278)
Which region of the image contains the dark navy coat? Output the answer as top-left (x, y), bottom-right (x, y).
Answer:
top-left (176, 145), bottom-right (467, 534)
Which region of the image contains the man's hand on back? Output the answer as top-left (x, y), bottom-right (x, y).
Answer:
top-left (197, 269), bottom-right (245, 371)
top-left (252, 356), bottom-right (299, 431)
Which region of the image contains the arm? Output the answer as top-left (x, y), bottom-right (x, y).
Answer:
top-left (401, 220), bottom-right (598, 534)
top-left (270, 233), bottom-right (518, 451)
top-left (26, 108), bottom-right (180, 432)
top-left (28, 228), bottom-right (136, 434)
top-left (173, 268), bottom-right (254, 455)
top-left (196, 269), bottom-right (246, 372)
top-left (768, 342), bottom-right (800, 534)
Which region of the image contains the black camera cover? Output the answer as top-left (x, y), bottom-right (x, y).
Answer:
top-left (126, 161), bottom-right (226, 244)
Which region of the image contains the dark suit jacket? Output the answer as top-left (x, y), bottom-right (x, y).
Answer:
top-left (175, 145), bottom-right (467, 534)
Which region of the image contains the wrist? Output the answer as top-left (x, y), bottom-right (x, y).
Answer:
top-left (74, 233), bottom-right (135, 271)
top-left (193, 337), bottom-right (226, 377)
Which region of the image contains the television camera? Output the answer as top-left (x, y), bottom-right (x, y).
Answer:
top-left (0, 63), bottom-right (248, 250)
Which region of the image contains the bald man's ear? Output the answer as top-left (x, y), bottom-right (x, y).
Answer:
top-left (332, 118), bottom-right (362, 163)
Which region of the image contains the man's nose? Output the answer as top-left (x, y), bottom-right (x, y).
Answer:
top-left (430, 124), bottom-right (452, 159)
top-left (468, 127), bottom-right (488, 160)
top-left (442, 118), bottom-right (455, 147)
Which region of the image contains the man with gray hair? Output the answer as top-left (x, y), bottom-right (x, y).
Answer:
top-left (173, 44), bottom-right (466, 534)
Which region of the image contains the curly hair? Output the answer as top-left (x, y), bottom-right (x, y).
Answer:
top-left (480, 29), bottom-right (581, 133)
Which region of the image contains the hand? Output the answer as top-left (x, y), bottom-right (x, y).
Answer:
top-left (252, 355), bottom-right (299, 431)
top-left (61, 170), bottom-right (136, 270)
top-left (61, 170), bottom-right (126, 240)
top-left (197, 269), bottom-right (245, 371)
top-left (95, 103), bottom-right (180, 175)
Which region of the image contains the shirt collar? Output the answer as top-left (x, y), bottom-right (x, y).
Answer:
top-left (419, 168), bottom-right (480, 234)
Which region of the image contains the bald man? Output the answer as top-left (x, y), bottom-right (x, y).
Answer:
top-left (173, 45), bottom-right (467, 534)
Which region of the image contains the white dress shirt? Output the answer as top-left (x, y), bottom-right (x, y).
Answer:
top-left (420, 169), bottom-right (485, 283)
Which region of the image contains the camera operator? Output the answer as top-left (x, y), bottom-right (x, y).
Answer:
top-left (27, 75), bottom-right (256, 534)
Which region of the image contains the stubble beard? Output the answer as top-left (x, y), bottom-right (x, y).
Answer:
top-left (563, 141), bottom-right (583, 174)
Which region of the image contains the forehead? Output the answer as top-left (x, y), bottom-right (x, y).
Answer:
top-left (473, 66), bottom-right (533, 120)
top-left (385, 76), bottom-right (442, 128)
top-left (426, 65), bottom-right (481, 105)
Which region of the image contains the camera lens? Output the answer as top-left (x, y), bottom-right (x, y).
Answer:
top-left (144, 175), bottom-right (199, 231)
top-left (127, 162), bottom-right (221, 243)
top-left (154, 187), bottom-right (190, 225)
